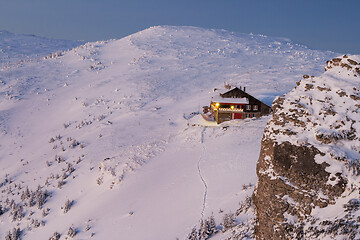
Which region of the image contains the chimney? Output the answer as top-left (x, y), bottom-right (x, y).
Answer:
top-left (244, 87), bottom-right (246, 92)
top-left (239, 86), bottom-right (242, 90)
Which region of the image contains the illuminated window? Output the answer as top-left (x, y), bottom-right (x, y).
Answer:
top-left (246, 105), bottom-right (251, 110)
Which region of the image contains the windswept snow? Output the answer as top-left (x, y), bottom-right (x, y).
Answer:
top-left (0, 26), bottom-right (337, 239)
top-left (0, 30), bottom-right (82, 69)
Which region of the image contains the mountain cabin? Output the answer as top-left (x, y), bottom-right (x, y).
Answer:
top-left (203, 87), bottom-right (271, 124)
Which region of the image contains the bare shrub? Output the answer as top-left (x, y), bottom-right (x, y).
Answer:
top-left (57, 180), bottom-right (66, 189)
top-left (10, 203), bottom-right (24, 222)
top-left (69, 140), bottom-right (80, 149)
top-left (63, 199), bottom-right (73, 213)
top-left (42, 208), bottom-right (50, 217)
top-left (67, 226), bottom-right (77, 238)
top-left (97, 115), bottom-right (105, 121)
top-left (29, 218), bottom-right (41, 228)
top-left (187, 227), bottom-right (198, 240)
top-left (66, 163), bottom-right (75, 174)
top-left (49, 232), bottom-right (60, 240)
top-left (55, 155), bottom-right (65, 163)
top-left (236, 196), bottom-right (252, 215)
top-left (222, 212), bottom-right (236, 231)
top-left (35, 186), bottom-right (49, 209)
top-left (20, 187), bottom-right (30, 201)
top-left (0, 204), bottom-right (4, 215)
top-left (5, 228), bottom-right (20, 240)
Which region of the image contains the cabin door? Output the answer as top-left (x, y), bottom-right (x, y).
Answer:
top-left (233, 113), bottom-right (242, 119)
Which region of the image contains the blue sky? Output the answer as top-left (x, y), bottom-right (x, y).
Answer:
top-left (1, 0), bottom-right (359, 54)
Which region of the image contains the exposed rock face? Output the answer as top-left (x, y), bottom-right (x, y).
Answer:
top-left (253, 55), bottom-right (360, 239)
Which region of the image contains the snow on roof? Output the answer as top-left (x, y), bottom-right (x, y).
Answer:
top-left (211, 96), bottom-right (249, 104)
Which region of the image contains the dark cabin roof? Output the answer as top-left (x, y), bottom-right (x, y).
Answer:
top-left (220, 87), bottom-right (271, 109)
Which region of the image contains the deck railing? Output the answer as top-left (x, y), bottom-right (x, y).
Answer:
top-left (218, 108), bottom-right (244, 112)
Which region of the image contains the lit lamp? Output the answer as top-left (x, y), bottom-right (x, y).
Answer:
top-left (215, 102), bottom-right (220, 107)
top-left (230, 105), bottom-right (234, 109)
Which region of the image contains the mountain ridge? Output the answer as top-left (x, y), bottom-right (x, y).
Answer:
top-left (0, 30), bottom-right (83, 69)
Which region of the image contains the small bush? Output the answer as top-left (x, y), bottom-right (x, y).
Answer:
top-left (30, 218), bottom-right (40, 228)
top-left (32, 186), bottom-right (50, 210)
top-left (5, 228), bottom-right (20, 240)
top-left (69, 140), bottom-right (80, 149)
top-left (10, 204), bottom-right (24, 222)
top-left (0, 204), bottom-right (4, 215)
top-left (67, 226), bottom-right (77, 238)
top-left (222, 212), bottom-right (236, 231)
top-left (187, 227), bottom-right (198, 240)
top-left (63, 199), bottom-right (73, 213)
top-left (42, 208), bottom-right (49, 217)
top-left (57, 180), bottom-right (66, 189)
top-left (49, 232), bottom-right (60, 240)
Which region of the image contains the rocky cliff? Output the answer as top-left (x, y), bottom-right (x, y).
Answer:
top-left (253, 55), bottom-right (360, 239)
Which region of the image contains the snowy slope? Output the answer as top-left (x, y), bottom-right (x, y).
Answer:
top-left (0, 26), bottom-right (337, 239)
top-left (0, 30), bottom-right (82, 69)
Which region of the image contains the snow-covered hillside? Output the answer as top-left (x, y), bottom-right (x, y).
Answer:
top-left (0, 26), bottom-right (337, 239)
top-left (0, 30), bottom-right (82, 69)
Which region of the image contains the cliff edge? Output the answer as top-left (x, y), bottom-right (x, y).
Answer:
top-left (253, 55), bottom-right (360, 239)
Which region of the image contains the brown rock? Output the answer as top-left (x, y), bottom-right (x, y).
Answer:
top-left (341, 63), bottom-right (352, 70)
top-left (253, 139), bottom-right (347, 240)
top-left (347, 59), bottom-right (358, 65)
top-left (305, 84), bottom-right (314, 90)
top-left (317, 86), bottom-right (331, 91)
top-left (350, 94), bottom-right (360, 101)
top-left (355, 67), bottom-right (360, 75)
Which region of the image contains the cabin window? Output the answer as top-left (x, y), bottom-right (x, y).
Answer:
top-left (220, 104), bottom-right (230, 108)
top-left (246, 105), bottom-right (251, 111)
top-left (246, 113), bottom-right (250, 118)
top-left (253, 105), bottom-right (258, 111)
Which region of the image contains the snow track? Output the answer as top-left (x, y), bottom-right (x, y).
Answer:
top-left (197, 127), bottom-right (208, 218)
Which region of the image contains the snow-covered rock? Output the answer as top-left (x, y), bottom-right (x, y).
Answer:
top-left (254, 55), bottom-right (360, 240)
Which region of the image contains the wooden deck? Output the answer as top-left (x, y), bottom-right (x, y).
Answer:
top-left (201, 114), bottom-right (215, 122)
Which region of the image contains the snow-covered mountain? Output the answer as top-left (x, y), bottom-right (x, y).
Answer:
top-left (0, 26), bottom-right (337, 239)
